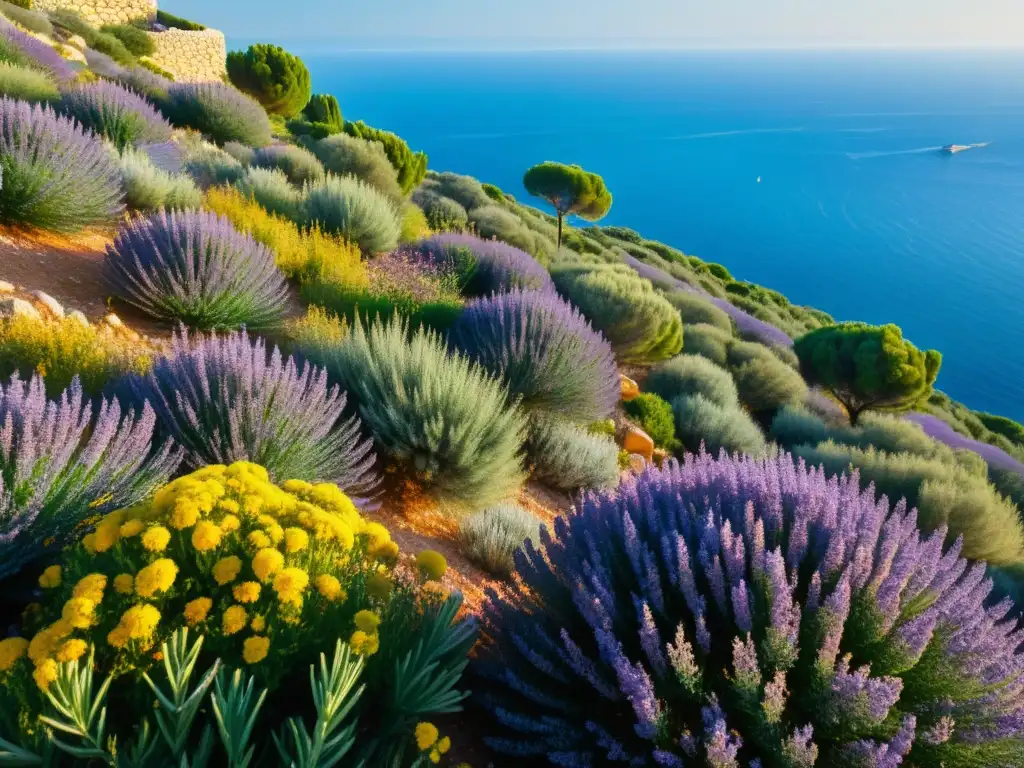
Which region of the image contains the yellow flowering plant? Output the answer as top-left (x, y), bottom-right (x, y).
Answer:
top-left (0, 463), bottom-right (477, 767)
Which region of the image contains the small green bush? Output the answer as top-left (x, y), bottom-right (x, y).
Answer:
top-left (416, 170), bottom-right (490, 211)
top-left (302, 93), bottom-right (341, 131)
top-left (48, 8), bottom-right (92, 39)
top-left (300, 281), bottom-right (463, 336)
top-left (731, 355), bottom-right (808, 412)
top-left (251, 142), bottom-right (324, 185)
top-left (165, 82), bottom-right (273, 148)
top-left (342, 119), bottom-right (427, 194)
top-left (459, 502), bottom-right (540, 576)
top-left (528, 417), bottom-right (619, 492)
top-left (155, 9), bottom-right (205, 31)
top-left (226, 43), bottom-right (310, 118)
top-left (399, 201), bottom-right (429, 244)
top-left (235, 166), bottom-right (303, 221)
top-left (296, 315), bottom-right (527, 512)
top-left (181, 139), bottom-right (246, 189)
top-left (681, 321), bottom-right (731, 365)
top-left (118, 145), bottom-right (202, 212)
top-left (792, 441), bottom-right (1024, 566)
top-left (623, 392), bottom-right (679, 451)
top-left (221, 140), bottom-right (254, 166)
top-left (100, 23), bottom-right (154, 56)
top-left (663, 290), bottom-right (733, 333)
top-left (672, 393), bottom-right (768, 457)
top-left (312, 133), bottom-right (402, 200)
top-left (0, 60), bottom-right (56, 102)
top-left (646, 354), bottom-right (739, 408)
top-left (470, 204), bottom-right (554, 261)
top-left (551, 262), bottom-right (683, 365)
top-left (89, 30), bottom-right (134, 65)
top-left (418, 193), bottom-right (468, 232)
top-left (303, 174), bottom-right (401, 254)
top-left (0, 1), bottom-right (52, 35)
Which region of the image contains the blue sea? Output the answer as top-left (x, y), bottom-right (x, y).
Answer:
top-left (299, 49), bottom-right (1024, 421)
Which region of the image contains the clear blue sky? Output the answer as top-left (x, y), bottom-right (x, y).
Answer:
top-left (162, 0), bottom-right (1024, 50)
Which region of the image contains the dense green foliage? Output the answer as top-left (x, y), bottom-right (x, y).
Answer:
top-left (88, 30), bottom-right (134, 65)
top-left (551, 262), bottom-right (683, 364)
top-left (795, 322), bottom-right (941, 425)
top-left (236, 166), bottom-right (303, 221)
top-left (226, 43), bottom-right (311, 117)
top-left (663, 290), bottom-right (734, 333)
top-left (156, 9), bottom-right (206, 30)
top-left (343, 120), bottom-right (427, 194)
top-left (646, 353), bottom-right (739, 409)
top-left (523, 161), bottom-right (612, 247)
top-left (304, 93), bottom-right (342, 130)
top-left (673, 392), bottom-right (769, 457)
top-left (0, 1), bottom-right (51, 34)
top-left (297, 316), bottom-right (527, 512)
top-left (165, 82), bottom-right (273, 147)
top-left (251, 143), bottom-right (325, 185)
top-left (118, 146), bottom-right (202, 212)
top-left (623, 392), bottom-right (680, 451)
top-left (99, 23), bottom-right (154, 56)
top-left (312, 133), bottom-right (402, 200)
top-left (0, 61), bottom-right (56, 102)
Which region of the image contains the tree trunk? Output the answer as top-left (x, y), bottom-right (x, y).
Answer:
top-left (848, 404), bottom-right (863, 426)
top-left (556, 212), bottom-right (563, 250)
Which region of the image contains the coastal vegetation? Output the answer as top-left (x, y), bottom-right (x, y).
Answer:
top-left (0, 4), bottom-right (1022, 764)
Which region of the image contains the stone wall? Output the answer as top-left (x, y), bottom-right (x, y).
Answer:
top-left (147, 28), bottom-right (226, 83)
top-left (32, 0), bottom-right (156, 26)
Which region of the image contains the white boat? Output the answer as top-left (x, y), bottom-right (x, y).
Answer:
top-left (941, 144), bottom-right (971, 154)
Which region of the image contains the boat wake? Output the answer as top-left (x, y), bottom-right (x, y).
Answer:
top-left (846, 146), bottom-right (944, 160)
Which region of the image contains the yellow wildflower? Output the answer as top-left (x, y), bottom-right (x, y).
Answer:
top-left (82, 533), bottom-right (97, 553)
top-left (93, 516), bottom-right (122, 552)
top-left (265, 523), bottom-right (284, 545)
top-left (113, 574), bottom-right (134, 595)
top-left (242, 494), bottom-right (264, 517)
top-left (437, 736), bottom-right (451, 754)
top-left (169, 497), bottom-right (201, 530)
top-left (61, 598), bottom-right (96, 629)
top-left (119, 519), bottom-right (145, 538)
top-left (219, 514), bottom-right (240, 532)
top-left (349, 630), bottom-right (379, 657)
top-left (415, 722), bottom-right (439, 750)
top-left (184, 597), bottom-right (213, 626)
top-left (242, 636), bottom-right (270, 664)
top-left (415, 550), bottom-right (447, 581)
top-left (55, 639), bottom-right (88, 663)
top-left (191, 520), bottom-right (223, 552)
top-left (247, 530), bottom-right (271, 549)
top-left (72, 574), bottom-right (107, 604)
top-left (315, 574), bottom-right (345, 602)
top-left (0, 637), bottom-right (28, 672)
top-left (107, 626), bottom-right (129, 649)
top-left (141, 525), bottom-right (171, 552)
top-left (420, 581), bottom-right (450, 604)
top-left (119, 604), bottom-right (161, 639)
top-left (353, 610), bottom-right (381, 633)
top-left (222, 605), bottom-right (247, 635)
top-left (33, 659), bottom-right (58, 690)
top-left (233, 582), bottom-right (261, 603)
top-left (38, 565), bottom-right (61, 589)
top-left (218, 498), bottom-right (241, 515)
top-left (252, 548), bottom-right (284, 583)
top-left (283, 527), bottom-right (309, 553)
top-left (250, 615), bottom-right (266, 632)
top-left (213, 556), bottom-right (243, 585)
top-left (371, 540), bottom-right (400, 562)
top-left (273, 567), bottom-right (309, 607)
top-left (135, 559), bottom-right (178, 598)
top-left (366, 572), bottom-right (393, 600)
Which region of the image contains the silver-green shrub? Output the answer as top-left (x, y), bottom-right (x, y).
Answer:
top-left (458, 502), bottom-right (540, 576)
top-left (312, 133), bottom-right (401, 200)
top-left (682, 321), bottom-right (731, 365)
top-left (0, 61), bottom-right (56, 102)
top-left (118, 146), bottom-right (201, 212)
top-left (664, 289), bottom-right (733, 332)
top-left (528, 417), bottom-right (620, 492)
top-left (303, 174), bottom-right (401, 254)
top-left (235, 166), bottom-right (303, 220)
top-left (646, 353), bottom-right (739, 408)
top-left (672, 393), bottom-right (769, 457)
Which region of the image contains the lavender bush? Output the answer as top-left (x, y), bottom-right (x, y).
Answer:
top-left (164, 81), bottom-right (272, 147)
top-left (0, 374), bottom-right (178, 579)
top-left (416, 233), bottom-right (555, 296)
top-left (712, 296), bottom-right (794, 349)
top-left (476, 451), bottom-right (1024, 766)
top-left (0, 18), bottom-right (76, 84)
top-left (908, 412), bottom-right (1024, 476)
top-left (449, 288), bottom-right (618, 424)
top-left (0, 98), bottom-right (124, 231)
top-left (55, 80), bottom-right (172, 150)
top-left (123, 331), bottom-right (379, 496)
top-left (103, 209), bottom-right (288, 329)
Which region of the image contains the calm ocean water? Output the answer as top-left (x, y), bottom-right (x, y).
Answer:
top-left (299, 49), bottom-right (1024, 421)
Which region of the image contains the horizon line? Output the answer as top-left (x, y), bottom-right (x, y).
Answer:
top-left (263, 41), bottom-right (1024, 54)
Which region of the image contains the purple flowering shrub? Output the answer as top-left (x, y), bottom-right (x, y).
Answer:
top-left (104, 209), bottom-right (289, 330)
top-left (163, 81), bottom-right (272, 147)
top-left (416, 233), bottom-right (555, 296)
top-left (0, 98), bottom-right (124, 231)
top-left (55, 80), bottom-right (172, 150)
top-left (0, 19), bottom-right (76, 84)
top-left (122, 330), bottom-right (379, 498)
top-left (0, 374), bottom-right (179, 579)
top-left (450, 289), bottom-right (618, 424)
top-left (476, 451), bottom-right (1024, 766)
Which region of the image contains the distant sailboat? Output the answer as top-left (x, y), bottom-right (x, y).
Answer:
top-left (756, 176), bottom-right (762, 183)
